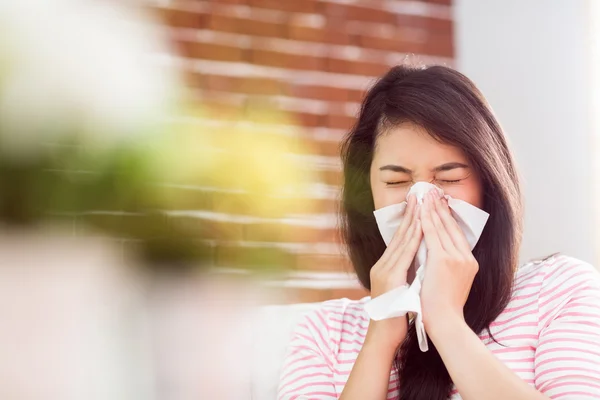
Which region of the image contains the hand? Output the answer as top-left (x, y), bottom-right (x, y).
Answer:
top-left (419, 190), bottom-right (478, 334)
top-left (367, 194), bottom-right (423, 348)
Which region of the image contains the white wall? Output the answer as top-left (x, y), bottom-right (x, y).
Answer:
top-left (454, 0), bottom-right (597, 264)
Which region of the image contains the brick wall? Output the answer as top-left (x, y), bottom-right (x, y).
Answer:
top-left (151, 0), bottom-right (454, 303)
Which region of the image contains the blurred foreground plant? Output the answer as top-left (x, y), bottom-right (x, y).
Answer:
top-left (0, 0), bottom-right (319, 270)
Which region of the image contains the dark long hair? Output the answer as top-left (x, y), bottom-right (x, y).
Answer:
top-left (340, 65), bottom-right (523, 399)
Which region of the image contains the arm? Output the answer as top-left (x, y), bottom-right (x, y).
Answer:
top-left (428, 315), bottom-right (548, 400)
top-left (339, 317), bottom-right (407, 400)
top-left (340, 195), bottom-right (422, 399)
top-left (420, 191), bottom-right (547, 400)
top-left (277, 308), bottom-right (337, 400)
top-left (533, 259), bottom-right (600, 398)
top-left (429, 258), bottom-right (600, 400)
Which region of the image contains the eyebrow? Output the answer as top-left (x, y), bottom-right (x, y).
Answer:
top-left (379, 162), bottom-right (469, 174)
top-left (379, 165), bottom-right (413, 173)
top-left (433, 162), bottom-right (470, 172)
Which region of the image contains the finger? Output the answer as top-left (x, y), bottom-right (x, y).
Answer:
top-left (436, 197), bottom-right (471, 253)
top-left (388, 194), bottom-right (417, 250)
top-left (420, 192), bottom-right (442, 251)
top-left (395, 218), bottom-right (423, 269)
top-left (427, 192), bottom-right (457, 252)
top-left (386, 209), bottom-right (421, 270)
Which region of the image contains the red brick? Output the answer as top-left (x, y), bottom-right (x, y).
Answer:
top-left (244, 224), bottom-right (338, 243)
top-left (208, 191), bottom-right (329, 218)
top-left (287, 288), bottom-right (333, 304)
top-left (325, 114), bottom-right (356, 130)
top-left (249, 48), bottom-right (287, 68)
top-left (356, 33), bottom-right (423, 53)
top-left (207, 13), bottom-right (288, 38)
top-left (213, 0), bottom-right (247, 4)
top-left (287, 53), bottom-right (325, 71)
top-left (330, 287), bottom-right (369, 300)
top-left (321, 169), bottom-right (343, 186)
top-left (249, 45), bottom-right (327, 71)
top-left (239, 18), bottom-right (287, 38)
top-left (395, 14), bottom-right (452, 34)
top-left (280, 287), bottom-right (368, 304)
top-left (299, 138), bottom-right (342, 158)
top-left (353, 60), bottom-right (390, 77)
top-left (423, 33), bottom-right (454, 57)
top-left (215, 244), bottom-right (297, 270)
top-left (178, 40), bottom-right (245, 62)
top-left (154, 7), bottom-right (206, 29)
top-left (169, 217), bottom-right (245, 241)
top-left (288, 24), bottom-right (352, 46)
top-left (290, 84), bottom-right (348, 102)
top-left (248, 0), bottom-right (319, 13)
top-left (421, 0), bottom-right (452, 5)
top-left (295, 254), bottom-right (353, 273)
top-left (326, 57), bottom-right (353, 74)
top-left (347, 88), bottom-right (366, 103)
top-left (206, 13), bottom-right (239, 34)
top-left (200, 74), bottom-right (285, 96)
top-left (321, 3), bottom-right (396, 24)
top-left (292, 111), bottom-right (324, 128)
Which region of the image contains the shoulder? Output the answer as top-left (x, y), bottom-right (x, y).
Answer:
top-left (300, 297), bottom-right (370, 332)
top-left (293, 297), bottom-right (370, 352)
top-left (515, 253), bottom-right (599, 290)
top-left (536, 254), bottom-right (599, 293)
top-left (516, 254), bottom-right (600, 328)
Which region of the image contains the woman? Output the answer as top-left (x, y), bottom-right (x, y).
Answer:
top-left (277, 65), bottom-right (600, 400)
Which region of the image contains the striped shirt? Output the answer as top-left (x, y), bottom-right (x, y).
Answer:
top-left (277, 255), bottom-right (600, 399)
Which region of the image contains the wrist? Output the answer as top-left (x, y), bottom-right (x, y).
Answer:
top-left (366, 316), bottom-right (408, 353)
top-left (426, 310), bottom-right (469, 345)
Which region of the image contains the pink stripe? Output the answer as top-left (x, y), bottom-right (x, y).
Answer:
top-left (340, 337), bottom-right (366, 347)
top-left (542, 327), bottom-right (600, 337)
top-left (279, 381), bottom-right (335, 399)
top-left (283, 353), bottom-right (321, 366)
top-left (539, 275), bottom-right (588, 309)
top-left (282, 371), bottom-right (333, 388)
top-left (540, 336), bottom-right (600, 348)
top-left (328, 322), bottom-right (368, 334)
top-left (329, 314), bottom-right (369, 324)
top-left (536, 356), bottom-right (600, 369)
top-left (338, 348), bottom-right (361, 354)
top-left (535, 366), bottom-right (600, 381)
top-left (514, 263), bottom-right (546, 286)
top-left (280, 362), bottom-right (330, 383)
top-left (543, 379), bottom-right (600, 392)
top-left (502, 298), bottom-right (537, 313)
top-left (491, 345), bottom-right (535, 354)
top-left (536, 346), bottom-right (600, 359)
top-left (509, 288), bottom-right (542, 302)
top-left (492, 309), bottom-right (538, 327)
top-left (491, 317), bottom-right (538, 332)
top-left (552, 391), bottom-right (600, 399)
top-left (288, 345), bottom-right (319, 355)
top-left (497, 356), bottom-right (535, 363)
top-left (539, 259), bottom-right (572, 282)
top-left (479, 333), bottom-right (537, 342)
top-left (286, 391), bottom-right (337, 399)
top-left (305, 315), bottom-right (333, 366)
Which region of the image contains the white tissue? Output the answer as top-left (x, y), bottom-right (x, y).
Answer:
top-left (363, 182), bottom-right (489, 352)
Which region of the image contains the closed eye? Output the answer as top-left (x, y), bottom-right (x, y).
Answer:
top-left (385, 181), bottom-right (411, 186)
top-left (437, 179), bottom-right (463, 184)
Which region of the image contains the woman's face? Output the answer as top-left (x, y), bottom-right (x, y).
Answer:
top-left (370, 123), bottom-right (484, 210)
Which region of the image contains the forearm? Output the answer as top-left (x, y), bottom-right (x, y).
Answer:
top-left (340, 320), bottom-right (406, 400)
top-left (428, 315), bottom-right (547, 400)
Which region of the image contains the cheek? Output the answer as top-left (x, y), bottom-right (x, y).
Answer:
top-left (443, 182), bottom-right (484, 208)
top-left (371, 185), bottom-right (409, 210)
